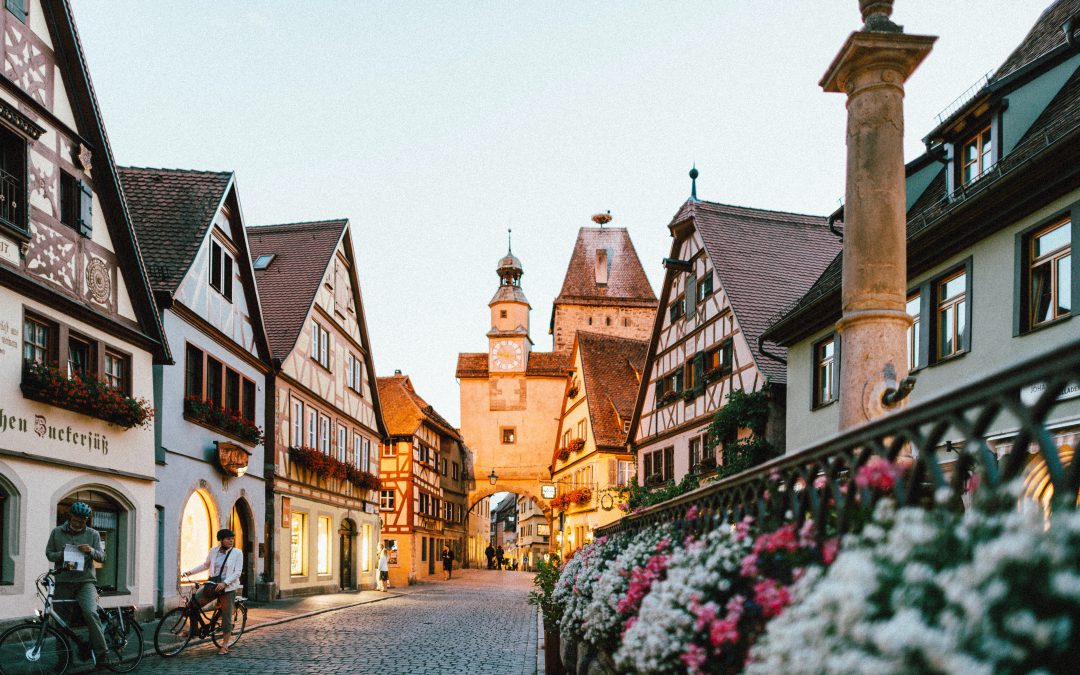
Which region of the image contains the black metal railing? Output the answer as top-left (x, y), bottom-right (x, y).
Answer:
top-left (598, 335), bottom-right (1080, 540)
top-left (0, 167), bottom-right (19, 228)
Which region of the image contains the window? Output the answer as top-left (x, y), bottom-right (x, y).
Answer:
top-left (66, 334), bottom-right (93, 379)
top-left (311, 322), bottom-right (329, 368)
top-left (206, 357), bottom-right (223, 408)
top-left (501, 427), bottom-right (516, 444)
top-left (576, 419), bottom-right (586, 442)
top-left (0, 479), bottom-right (16, 585)
top-left (382, 442), bottom-right (395, 457)
top-left (353, 433), bottom-right (362, 467)
top-left (622, 419), bottom-right (631, 434)
top-left (363, 438), bottom-right (371, 470)
top-left (380, 490), bottom-right (395, 511)
top-left (225, 369), bottom-right (240, 413)
top-left (186, 348), bottom-right (256, 421)
top-left (419, 493), bottom-right (429, 516)
top-left (706, 339), bottom-right (733, 376)
top-left (960, 125), bottom-right (993, 185)
top-left (292, 399), bottom-right (304, 446)
top-left (689, 436), bottom-right (702, 467)
top-left (242, 379), bottom-right (256, 423)
top-left (5, 0), bottom-right (26, 23)
top-left (0, 125), bottom-right (28, 236)
top-left (338, 425), bottom-right (347, 463)
top-left (208, 239), bottom-right (234, 301)
top-left (179, 491), bottom-right (213, 582)
top-left (452, 462), bottom-right (459, 480)
top-left (935, 269), bottom-right (968, 361)
top-left (499, 310), bottom-right (507, 318)
top-left (57, 489), bottom-right (128, 593)
top-left (319, 416), bottom-right (330, 453)
top-left (668, 296), bottom-right (685, 322)
top-left (1024, 218), bottom-right (1071, 330)
top-left (347, 353), bottom-right (363, 394)
top-left (186, 345), bottom-right (204, 399)
top-left (317, 516), bottom-right (332, 575)
top-left (813, 335), bottom-right (837, 408)
top-left (59, 171), bottom-right (78, 230)
top-left (103, 351), bottom-right (126, 392)
top-left (22, 316), bottom-right (53, 365)
top-left (307, 409), bottom-right (317, 448)
top-left (617, 460), bottom-right (633, 487)
top-left (696, 272), bottom-right (714, 302)
top-left (643, 447), bottom-right (674, 483)
top-left (654, 367), bottom-right (684, 407)
top-left (253, 254), bottom-right (275, 270)
top-left (290, 513), bottom-right (306, 576)
top-left (906, 293), bottom-right (922, 371)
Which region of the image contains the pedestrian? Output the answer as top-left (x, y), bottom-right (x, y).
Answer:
top-left (440, 544), bottom-right (455, 580)
top-left (378, 546), bottom-right (390, 591)
top-left (183, 528), bottom-right (243, 655)
top-left (522, 554), bottom-right (529, 571)
top-left (495, 545), bottom-right (505, 570)
top-left (45, 501), bottom-right (110, 667)
top-left (485, 544), bottom-right (495, 570)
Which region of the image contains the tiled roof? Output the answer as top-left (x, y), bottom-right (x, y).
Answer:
top-left (118, 167), bottom-right (232, 294)
top-left (577, 332), bottom-right (647, 449)
top-left (554, 227), bottom-right (657, 307)
top-left (454, 350), bottom-right (570, 378)
top-left (767, 62), bottom-right (1080, 343)
top-left (994, 0), bottom-right (1078, 80)
top-left (248, 220), bottom-right (346, 359)
top-left (376, 375), bottom-right (461, 440)
top-left (678, 200), bottom-right (839, 382)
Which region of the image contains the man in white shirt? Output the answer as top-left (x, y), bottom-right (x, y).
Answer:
top-left (183, 528), bottom-right (243, 654)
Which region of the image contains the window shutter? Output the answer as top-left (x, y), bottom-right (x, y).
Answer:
top-left (608, 459), bottom-right (616, 485)
top-left (311, 325), bottom-right (319, 359)
top-left (654, 379), bottom-right (664, 408)
top-left (693, 352), bottom-right (705, 396)
top-left (223, 255), bottom-right (233, 300)
top-left (831, 334), bottom-right (842, 402)
top-left (6, 0), bottom-right (26, 23)
top-left (77, 180), bottom-right (93, 237)
top-left (685, 273), bottom-right (697, 316)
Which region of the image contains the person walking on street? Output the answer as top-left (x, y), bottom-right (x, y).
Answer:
top-left (45, 502), bottom-right (109, 667)
top-left (440, 545), bottom-right (455, 580)
top-left (484, 544), bottom-right (495, 570)
top-left (377, 546), bottom-right (390, 591)
top-left (495, 545), bottom-right (505, 571)
top-left (183, 528), bottom-right (243, 655)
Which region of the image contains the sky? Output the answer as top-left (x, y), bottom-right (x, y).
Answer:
top-left (70, 0), bottom-right (1052, 427)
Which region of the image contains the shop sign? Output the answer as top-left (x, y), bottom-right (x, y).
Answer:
top-left (420, 516), bottom-right (443, 532)
top-left (1021, 380), bottom-right (1080, 406)
top-left (0, 408), bottom-right (111, 455)
top-left (281, 496), bottom-right (291, 528)
top-left (541, 484), bottom-right (556, 499)
top-left (215, 441), bottom-right (251, 477)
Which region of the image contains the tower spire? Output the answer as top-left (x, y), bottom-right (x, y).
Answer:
top-left (689, 164), bottom-right (699, 200)
top-left (507, 227), bottom-right (512, 254)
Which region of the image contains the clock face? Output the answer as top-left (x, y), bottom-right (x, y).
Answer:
top-left (491, 340), bottom-right (523, 370)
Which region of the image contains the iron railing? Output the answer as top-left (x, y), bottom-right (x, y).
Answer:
top-left (934, 72), bottom-right (992, 126)
top-left (0, 166), bottom-right (19, 229)
top-left (598, 335), bottom-right (1080, 540)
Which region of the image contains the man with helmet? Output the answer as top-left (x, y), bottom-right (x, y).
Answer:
top-left (183, 528), bottom-right (243, 654)
top-left (45, 501), bottom-right (109, 665)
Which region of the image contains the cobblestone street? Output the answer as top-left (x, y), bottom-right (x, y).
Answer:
top-left (139, 570), bottom-right (538, 674)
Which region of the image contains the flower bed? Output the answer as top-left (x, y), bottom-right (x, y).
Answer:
top-left (288, 446), bottom-right (380, 491)
top-left (21, 362), bottom-right (153, 430)
top-left (184, 396), bottom-right (263, 445)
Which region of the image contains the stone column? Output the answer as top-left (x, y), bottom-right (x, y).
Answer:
top-left (820, 1), bottom-right (936, 430)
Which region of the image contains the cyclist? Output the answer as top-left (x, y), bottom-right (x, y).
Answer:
top-left (183, 528), bottom-right (243, 655)
top-left (44, 501), bottom-right (109, 666)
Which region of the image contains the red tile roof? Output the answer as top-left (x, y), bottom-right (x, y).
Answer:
top-left (554, 227), bottom-right (657, 308)
top-left (376, 375), bottom-right (461, 440)
top-left (455, 350), bottom-right (570, 378)
top-left (577, 332), bottom-right (647, 449)
top-left (118, 167), bottom-right (232, 293)
top-left (248, 220), bottom-right (346, 360)
top-left (674, 200), bottom-right (839, 382)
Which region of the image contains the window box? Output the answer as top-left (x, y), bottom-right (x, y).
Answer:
top-left (288, 446), bottom-right (380, 492)
top-left (566, 385), bottom-right (579, 399)
top-left (658, 390), bottom-right (680, 407)
top-left (20, 362), bottom-right (152, 430)
top-left (183, 396), bottom-right (263, 446)
top-left (568, 438), bottom-right (586, 453)
top-left (680, 389), bottom-right (697, 403)
top-left (692, 455), bottom-right (718, 475)
top-left (644, 473), bottom-right (666, 487)
top-left (557, 447), bottom-right (570, 462)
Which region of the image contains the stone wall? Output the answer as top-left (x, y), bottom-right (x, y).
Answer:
top-left (551, 304), bottom-right (655, 353)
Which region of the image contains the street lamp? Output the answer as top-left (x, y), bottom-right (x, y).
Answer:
top-left (488, 468), bottom-right (498, 485)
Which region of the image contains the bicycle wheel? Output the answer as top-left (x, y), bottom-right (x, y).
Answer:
top-left (153, 607), bottom-right (191, 657)
top-left (104, 620), bottom-right (143, 673)
top-left (0, 622), bottom-right (71, 675)
top-left (211, 602), bottom-right (247, 649)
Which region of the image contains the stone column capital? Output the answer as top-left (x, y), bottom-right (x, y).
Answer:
top-left (820, 31), bottom-right (937, 96)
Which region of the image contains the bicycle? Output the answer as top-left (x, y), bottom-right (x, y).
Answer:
top-left (0, 569), bottom-right (143, 674)
top-left (153, 574), bottom-right (247, 657)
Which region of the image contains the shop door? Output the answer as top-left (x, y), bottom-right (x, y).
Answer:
top-left (228, 502), bottom-right (251, 595)
top-left (339, 520), bottom-right (355, 590)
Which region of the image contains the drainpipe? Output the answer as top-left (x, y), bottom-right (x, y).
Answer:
top-left (820, 1), bottom-right (935, 430)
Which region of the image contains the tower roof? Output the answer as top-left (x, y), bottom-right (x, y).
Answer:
top-left (553, 227), bottom-right (657, 308)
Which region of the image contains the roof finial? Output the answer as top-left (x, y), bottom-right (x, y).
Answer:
top-left (507, 227), bottom-right (512, 254)
top-left (689, 164), bottom-right (699, 200)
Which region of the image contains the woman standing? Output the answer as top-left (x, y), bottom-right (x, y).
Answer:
top-left (440, 545), bottom-right (455, 580)
top-left (377, 546), bottom-right (390, 591)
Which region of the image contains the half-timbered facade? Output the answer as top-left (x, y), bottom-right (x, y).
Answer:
top-left (120, 167), bottom-right (272, 608)
top-left (0, 0), bottom-right (169, 623)
top-left (249, 220), bottom-right (386, 597)
top-left (438, 433), bottom-right (471, 567)
top-left (628, 196), bottom-right (838, 486)
top-left (551, 332), bottom-right (645, 558)
top-left (377, 373), bottom-right (463, 586)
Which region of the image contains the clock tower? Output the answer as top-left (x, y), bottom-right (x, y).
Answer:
top-left (488, 248), bottom-right (532, 373)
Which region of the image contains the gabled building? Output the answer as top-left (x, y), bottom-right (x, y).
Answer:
top-left (763, 0), bottom-right (1080, 479)
top-left (0, 0), bottom-right (169, 622)
top-left (551, 332), bottom-right (645, 558)
top-left (628, 191), bottom-right (839, 487)
top-left (249, 219), bottom-right (386, 597)
top-left (120, 167), bottom-right (272, 608)
top-left (376, 373), bottom-right (463, 586)
top-left (515, 494), bottom-right (547, 571)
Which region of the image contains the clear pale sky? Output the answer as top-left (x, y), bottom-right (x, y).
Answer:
top-left (70, 0), bottom-right (1050, 427)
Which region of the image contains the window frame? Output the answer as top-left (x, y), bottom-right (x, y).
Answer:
top-left (959, 124), bottom-right (993, 186)
top-left (0, 123), bottom-right (29, 239)
top-left (1015, 214), bottom-right (1073, 335)
top-left (291, 399), bottom-right (304, 447)
top-left (501, 427), bottom-right (516, 444)
top-left (289, 512), bottom-right (307, 576)
top-left (696, 271), bottom-right (714, 303)
top-left (906, 291), bottom-right (925, 372)
top-left (208, 238), bottom-right (234, 302)
top-left (811, 333), bottom-right (839, 410)
top-left (22, 312), bottom-right (133, 397)
top-left (380, 489), bottom-right (395, 511)
top-left (311, 322), bottom-right (330, 369)
top-left (929, 262), bottom-right (972, 363)
top-left (184, 343), bottom-right (258, 421)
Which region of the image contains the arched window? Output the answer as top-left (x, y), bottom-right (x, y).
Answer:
top-left (56, 489), bottom-right (128, 593)
top-left (0, 473), bottom-right (16, 585)
top-left (180, 491), bottom-right (215, 581)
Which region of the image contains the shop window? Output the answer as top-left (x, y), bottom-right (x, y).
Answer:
top-left (179, 491), bottom-right (214, 582)
top-left (1022, 217), bottom-right (1072, 330)
top-left (317, 516), bottom-right (331, 575)
top-left (57, 489), bottom-right (128, 594)
top-left (290, 513), bottom-right (306, 576)
top-left (361, 524), bottom-right (372, 572)
top-left (813, 335), bottom-right (837, 409)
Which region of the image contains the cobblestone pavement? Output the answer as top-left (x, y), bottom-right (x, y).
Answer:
top-left (138, 569), bottom-right (538, 675)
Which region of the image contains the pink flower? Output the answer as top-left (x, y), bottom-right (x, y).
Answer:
top-left (680, 643), bottom-right (708, 673)
top-left (709, 618), bottom-right (740, 646)
top-left (855, 456), bottom-right (901, 492)
top-left (690, 598), bottom-right (719, 631)
top-left (753, 578), bottom-right (792, 618)
top-left (686, 505), bottom-right (700, 521)
top-left (822, 537), bottom-right (840, 565)
top-left (617, 501), bottom-right (629, 512)
top-left (813, 475), bottom-right (828, 490)
top-left (734, 516), bottom-right (753, 542)
top-left (616, 553), bottom-right (670, 617)
top-left (740, 553), bottom-right (759, 577)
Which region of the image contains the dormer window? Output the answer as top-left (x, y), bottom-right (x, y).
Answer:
top-left (595, 248), bottom-right (611, 286)
top-left (960, 125), bottom-right (993, 185)
top-left (209, 239), bottom-right (234, 301)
